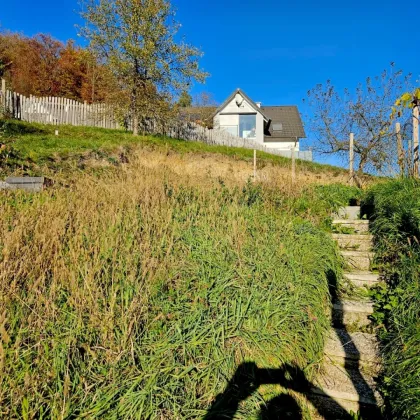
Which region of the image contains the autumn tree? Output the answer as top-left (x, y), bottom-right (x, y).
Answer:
top-left (79, 0), bottom-right (207, 135)
top-left (0, 31), bottom-right (113, 102)
top-left (306, 65), bottom-right (413, 179)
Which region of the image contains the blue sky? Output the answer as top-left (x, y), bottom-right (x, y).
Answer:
top-left (1, 0), bottom-right (417, 165)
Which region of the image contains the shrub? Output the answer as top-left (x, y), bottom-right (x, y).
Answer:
top-left (363, 179), bottom-right (420, 419)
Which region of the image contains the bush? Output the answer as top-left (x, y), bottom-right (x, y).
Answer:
top-left (363, 179), bottom-right (420, 419)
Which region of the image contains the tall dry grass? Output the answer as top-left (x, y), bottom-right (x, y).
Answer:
top-left (0, 155), bottom-right (346, 418)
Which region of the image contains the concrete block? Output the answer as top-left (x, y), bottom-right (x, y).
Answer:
top-left (332, 234), bottom-right (373, 252)
top-left (332, 300), bottom-right (373, 329)
top-left (343, 271), bottom-right (380, 289)
top-left (332, 220), bottom-right (370, 234)
top-left (334, 206), bottom-right (361, 220)
top-left (2, 177), bottom-right (48, 192)
top-left (341, 250), bottom-right (374, 271)
top-left (324, 328), bottom-right (381, 367)
top-left (311, 362), bottom-right (382, 415)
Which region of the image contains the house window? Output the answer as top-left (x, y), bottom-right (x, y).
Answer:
top-left (273, 123), bottom-right (283, 131)
top-left (239, 114), bottom-right (256, 139)
top-left (221, 125), bottom-right (238, 137)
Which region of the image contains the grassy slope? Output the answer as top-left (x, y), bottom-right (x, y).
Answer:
top-left (363, 179), bottom-right (420, 419)
top-left (0, 119), bottom-right (347, 177)
top-left (0, 120), bottom-right (362, 418)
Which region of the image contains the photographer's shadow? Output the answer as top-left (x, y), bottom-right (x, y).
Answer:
top-left (203, 361), bottom-right (353, 419)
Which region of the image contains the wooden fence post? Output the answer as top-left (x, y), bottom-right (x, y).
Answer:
top-left (291, 145), bottom-right (296, 183)
top-left (349, 133), bottom-right (354, 185)
top-left (1, 78), bottom-right (5, 113)
top-left (414, 105), bottom-right (419, 178)
top-left (396, 122), bottom-right (405, 176)
top-left (253, 149), bottom-right (257, 181)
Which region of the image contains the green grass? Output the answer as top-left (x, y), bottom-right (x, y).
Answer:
top-left (0, 119), bottom-right (365, 418)
top-left (0, 119), bottom-right (347, 176)
top-left (0, 156), bottom-right (360, 418)
top-left (363, 179), bottom-right (420, 419)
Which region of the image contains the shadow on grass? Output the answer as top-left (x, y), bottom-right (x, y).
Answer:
top-left (204, 270), bottom-right (383, 419)
top-left (203, 361), bottom-right (353, 419)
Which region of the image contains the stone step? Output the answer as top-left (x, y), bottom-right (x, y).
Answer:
top-left (311, 362), bottom-right (382, 416)
top-left (308, 394), bottom-right (383, 419)
top-left (332, 233), bottom-right (373, 252)
top-left (334, 206), bottom-right (361, 221)
top-left (341, 250), bottom-right (374, 271)
top-left (324, 328), bottom-right (381, 368)
top-left (332, 300), bottom-right (373, 329)
top-left (343, 271), bottom-right (380, 288)
top-left (332, 219), bottom-right (370, 234)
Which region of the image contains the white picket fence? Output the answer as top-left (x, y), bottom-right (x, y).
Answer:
top-left (2, 88), bottom-right (120, 129)
top-left (0, 83), bottom-right (312, 161)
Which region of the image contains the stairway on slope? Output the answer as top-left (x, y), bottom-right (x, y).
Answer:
top-left (308, 206), bottom-right (384, 419)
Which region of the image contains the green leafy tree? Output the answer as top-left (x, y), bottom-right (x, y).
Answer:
top-left (79, 0), bottom-right (208, 135)
top-left (177, 90), bottom-right (192, 107)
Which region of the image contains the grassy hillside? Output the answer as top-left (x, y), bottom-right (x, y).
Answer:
top-left (0, 119), bottom-right (350, 183)
top-left (0, 120), bottom-right (362, 418)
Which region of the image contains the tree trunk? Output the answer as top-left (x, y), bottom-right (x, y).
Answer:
top-left (133, 114), bottom-right (139, 136)
top-left (355, 158), bottom-right (367, 188)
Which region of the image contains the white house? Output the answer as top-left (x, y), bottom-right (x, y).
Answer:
top-left (213, 88), bottom-right (306, 151)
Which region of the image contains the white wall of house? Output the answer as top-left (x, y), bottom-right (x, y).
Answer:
top-left (214, 95), bottom-right (265, 144)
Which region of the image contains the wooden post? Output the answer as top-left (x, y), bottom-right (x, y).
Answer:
top-left (253, 149), bottom-right (257, 181)
top-left (291, 145), bottom-right (296, 183)
top-left (83, 101), bottom-right (87, 126)
top-left (414, 105), bottom-right (419, 178)
top-left (349, 133), bottom-right (354, 185)
top-left (1, 78), bottom-right (5, 113)
top-left (396, 122), bottom-right (405, 176)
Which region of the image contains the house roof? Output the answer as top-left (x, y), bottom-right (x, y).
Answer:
top-left (261, 106), bottom-right (306, 139)
top-left (212, 88), bottom-right (270, 122)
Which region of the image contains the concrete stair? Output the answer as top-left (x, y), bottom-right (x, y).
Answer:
top-left (332, 233), bottom-right (373, 252)
top-left (306, 206), bottom-right (383, 418)
top-left (324, 328), bottom-right (381, 368)
top-left (311, 362), bottom-right (383, 415)
top-left (343, 271), bottom-right (380, 289)
top-left (334, 206), bottom-right (361, 221)
top-left (332, 219), bottom-right (370, 234)
top-left (341, 250), bottom-right (374, 271)
top-left (332, 299), bottom-right (373, 330)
